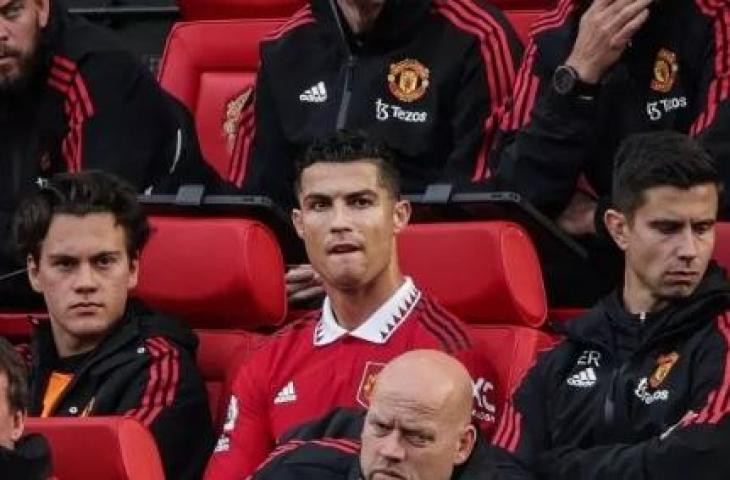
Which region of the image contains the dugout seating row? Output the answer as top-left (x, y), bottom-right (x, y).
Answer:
top-left (157, 9), bottom-right (547, 181)
top-left (7, 218), bottom-right (730, 479)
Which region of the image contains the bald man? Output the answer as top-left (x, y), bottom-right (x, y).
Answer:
top-left (250, 350), bottom-right (528, 480)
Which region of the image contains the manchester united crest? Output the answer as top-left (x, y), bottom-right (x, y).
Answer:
top-left (650, 48), bottom-right (678, 94)
top-left (223, 86), bottom-right (253, 148)
top-left (649, 352), bottom-right (679, 389)
top-left (356, 361), bottom-right (385, 408)
top-left (387, 59), bottom-right (430, 103)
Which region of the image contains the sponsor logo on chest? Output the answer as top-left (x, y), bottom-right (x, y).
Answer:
top-left (645, 47), bottom-right (688, 121)
top-left (634, 352), bottom-right (679, 405)
top-left (566, 350), bottom-right (602, 389)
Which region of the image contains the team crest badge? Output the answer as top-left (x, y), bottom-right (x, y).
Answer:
top-left (649, 352), bottom-right (679, 389)
top-left (650, 48), bottom-right (678, 93)
top-left (387, 59), bottom-right (430, 103)
top-left (357, 361), bottom-right (385, 408)
top-left (222, 86), bottom-right (254, 149)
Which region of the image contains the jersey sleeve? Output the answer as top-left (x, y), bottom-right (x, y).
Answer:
top-left (204, 348), bottom-right (275, 480)
top-left (237, 52), bottom-right (298, 211)
top-left (57, 52), bottom-right (213, 193)
top-left (489, 4), bottom-right (601, 218)
top-left (454, 347), bottom-right (500, 438)
top-left (690, 7), bottom-right (730, 212)
top-left (441, 1), bottom-right (523, 185)
top-left (119, 336), bottom-right (215, 480)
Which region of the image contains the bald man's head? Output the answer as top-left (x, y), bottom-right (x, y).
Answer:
top-left (360, 350), bottom-right (477, 480)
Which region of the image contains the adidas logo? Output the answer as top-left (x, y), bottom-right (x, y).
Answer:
top-left (274, 381), bottom-right (297, 404)
top-left (299, 81), bottom-right (327, 103)
top-left (566, 367), bottom-right (597, 388)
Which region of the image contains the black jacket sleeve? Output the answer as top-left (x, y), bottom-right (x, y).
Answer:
top-left (444, 1), bottom-right (523, 185)
top-left (239, 54), bottom-right (298, 211)
top-left (118, 336), bottom-right (215, 480)
top-left (690, 9), bottom-right (730, 215)
top-left (490, 36), bottom-right (600, 218)
top-left (75, 52), bottom-right (220, 193)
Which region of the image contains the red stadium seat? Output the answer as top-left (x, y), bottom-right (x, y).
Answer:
top-left (136, 216), bottom-right (287, 330)
top-left (398, 221), bottom-right (554, 406)
top-left (179, 0), bottom-right (305, 20)
top-left (713, 222), bottom-right (730, 274)
top-left (158, 19), bottom-right (283, 182)
top-left (135, 216), bottom-right (286, 425)
top-left (24, 417), bottom-right (164, 480)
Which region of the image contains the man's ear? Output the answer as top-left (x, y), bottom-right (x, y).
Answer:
top-left (27, 255), bottom-right (43, 293)
top-left (128, 256), bottom-right (139, 290)
top-left (604, 208), bottom-right (630, 251)
top-left (10, 409), bottom-right (25, 444)
top-left (392, 199), bottom-right (411, 234)
top-left (453, 424), bottom-right (476, 466)
top-left (292, 209), bottom-right (304, 240)
top-left (35, 0), bottom-right (50, 28)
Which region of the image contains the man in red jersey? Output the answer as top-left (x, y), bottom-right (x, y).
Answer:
top-left (204, 131), bottom-right (498, 480)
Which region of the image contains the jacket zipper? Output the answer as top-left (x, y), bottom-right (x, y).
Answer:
top-left (336, 55), bottom-right (356, 130)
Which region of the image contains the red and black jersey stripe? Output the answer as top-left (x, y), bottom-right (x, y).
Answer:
top-left (46, 55), bottom-right (96, 174)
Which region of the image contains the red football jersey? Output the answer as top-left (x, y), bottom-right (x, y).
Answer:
top-left (204, 279), bottom-right (497, 480)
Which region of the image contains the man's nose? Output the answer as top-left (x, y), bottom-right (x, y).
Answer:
top-left (378, 431), bottom-right (406, 462)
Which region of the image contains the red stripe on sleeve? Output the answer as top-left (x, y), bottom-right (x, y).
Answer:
top-left (125, 337), bottom-right (180, 426)
top-left (686, 314), bottom-right (730, 426)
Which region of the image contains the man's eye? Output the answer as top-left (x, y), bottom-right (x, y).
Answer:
top-left (405, 432), bottom-right (430, 447)
top-left (352, 197), bottom-right (373, 208)
top-left (95, 255), bottom-right (115, 268)
top-left (693, 222), bottom-right (714, 235)
top-left (53, 259), bottom-right (75, 270)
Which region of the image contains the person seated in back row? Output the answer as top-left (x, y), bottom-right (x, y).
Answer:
top-left (13, 171), bottom-right (215, 480)
top-left (0, 0), bottom-right (223, 307)
top-left (204, 131), bottom-right (499, 480)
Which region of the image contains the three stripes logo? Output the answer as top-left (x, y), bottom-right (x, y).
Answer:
top-left (566, 367), bottom-right (598, 388)
top-left (299, 81), bottom-right (327, 103)
top-left (274, 381), bottom-right (297, 404)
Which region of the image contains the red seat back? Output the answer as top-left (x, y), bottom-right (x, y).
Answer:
top-left (714, 222), bottom-right (730, 273)
top-left (398, 221), bottom-right (551, 405)
top-left (24, 417), bottom-right (164, 480)
top-left (136, 216), bottom-right (287, 330)
top-left (398, 221), bottom-right (546, 327)
top-left (158, 19), bottom-right (283, 181)
top-left (196, 329), bottom-right (267, 427)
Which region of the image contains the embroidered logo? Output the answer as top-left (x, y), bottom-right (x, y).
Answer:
top-left (649, 352), bottom-right (679, 389)
top-left (635, 377), bottom-right (669, 404)
top-left (566, 367), bottom-right (598, 388)
top-left (222, 86), bottom-right (254, 149)
top-left (299, 81), bottom-right (327, 103)
top-left (650, 48), bottom-right (678, 93)
top-left (213, 395), bottom-right (239, 452)
top-left (357, 362), bottom-right (385, 408)
top-left (387, 59), bottom-right (430, 103)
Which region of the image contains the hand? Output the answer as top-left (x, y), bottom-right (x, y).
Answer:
top-left (285, 264), bottom-right (325, 305)
top-left (565, 0), bottom-right (653, 83)
top-left (557, 190), bottom-right (598, 236)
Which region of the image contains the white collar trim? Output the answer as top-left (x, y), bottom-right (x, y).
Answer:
top-left (313, 277), bottom-right (421, 346)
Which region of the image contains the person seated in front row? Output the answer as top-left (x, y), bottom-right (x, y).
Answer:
top-left (0, 338), bottom-right (52, 480)
top-left (490, 131), bottom-right (730, 479)
top-left (251, 350), bottom-right (532, 480)
top-left (204, 131), bottom-right (499, 480)
top-left (13, 171), bottom-right (214, 480)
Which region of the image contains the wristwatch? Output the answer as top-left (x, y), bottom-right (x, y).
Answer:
top-left (552, 65), bottom-right (600, 98)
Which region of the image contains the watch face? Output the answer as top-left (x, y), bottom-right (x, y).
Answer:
top-left (553, 66), bottom-right (577, 95)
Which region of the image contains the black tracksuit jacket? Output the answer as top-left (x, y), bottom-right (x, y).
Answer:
top-left (0, 434), bottom-right (53, 480)
top-left (491, 0), bottom-right (730, 218)
top-left (491, 264), bottom-right (730, 479)
top-left (0, 2), bottom-right (219, 306)
top-left (24, 302), bottom-right (215, 480)
top-left (238, 0), bottom-right (523, 209)
top-left (251, 407), bottom-right (523, 480)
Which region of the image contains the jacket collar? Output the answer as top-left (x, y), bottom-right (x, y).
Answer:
top-left (310, 0), bottom-right (432, 52)
top-left (314, 277), bottom-right (421, 346)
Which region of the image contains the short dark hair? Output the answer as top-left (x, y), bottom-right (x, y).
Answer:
top-left (612, 131), bottom-right (722, 216)
top-left (14, 171), bottom-right (151, 262)
top-left (0, 338), bottom-right (28, 413)
top-left (295, 131), bottom-right (401, 199)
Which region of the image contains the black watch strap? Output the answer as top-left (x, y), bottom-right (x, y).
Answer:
top-left (553, 65), bottom-right (600, 98)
